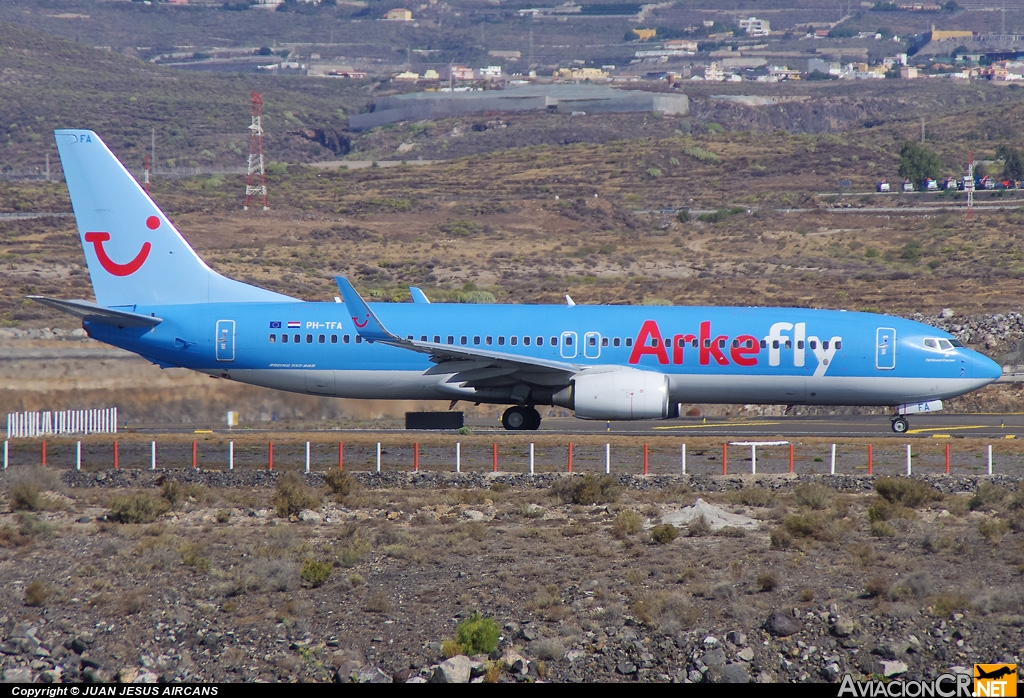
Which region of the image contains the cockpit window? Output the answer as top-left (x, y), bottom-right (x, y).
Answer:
top-left (924, 337), bottom-right (956, 351)
top-left (924, 338), bottom-right (938, 349)
top-left (938, 339), bottom-right (954, 351)
top-left (949, 339), bottom-right (965, 348)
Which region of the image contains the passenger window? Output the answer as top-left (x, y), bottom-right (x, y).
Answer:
top-left (447, 335), bottom-right (454, 344)
top-left (281, 334), bottom-right (288, 344)
top-left (589, 336), bottom-right (596, 346)
top-left (772, 340), bottom-right (779, 349)
top-left (625, 338), bottom-right (632, 347)
top-left (550, 337), bottom-right (557, 346)
top-left (809, 340), bottom-right (817, 349)
top-left (652, 338), bottom-right (659, 347)
top-left (304, 334), bottom-right (311, 343)
top-left (420, 335), bottom-right (427, 342)
top-left (823, 340), bottom-right (830, 350)
top-left (602, 337), bottom-right (608, 347)
top-left (485, 336), bottom-right (492, 345)
top-left (343, 335), bottom-right (350, 344)
top-left (460, 336), bottom-right (467, 345)
top-left (703, 339), bottom-right (711, 348)
top-left (613, 338), bottom-right (621, 347)
top-left (511, 336), bottom-right (518, 346)
top-left (269, 334), bottom-right (276, 343)
top-left (565, 336), bottom-right (573, 346)
top-left (524, 336), bottom-right (531, 346)
top-left (318, 334), bottom-right (325, 343)
top-left (536, 337), bottom-right (543, 346)
top-left (331, 335), bottom-right (338, 344)
top-left (433, 335), bottom-right (440, 343)
top-left (835, 340), bottom-right (842, 350)
top-left (691, 339), bottom-right (698, 348)
top-left (784, 340), bottom-right (791, 349)
top-left (294, 334), bottom-right (301, 343)
top-left (797, 340), bottom-right (804, 349)
top-left (498, 336), bottom-right (505, 346)
top-left (759, 339), bottom-right (767, 349)
top-left (355, 336), bottom-right (362, 344)
top-left (473, 336), bottom-right (480, 345)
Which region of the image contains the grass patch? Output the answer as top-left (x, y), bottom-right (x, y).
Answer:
top-left (874, 477), bottom-right (942, 508)
top-left (456, 612), bottom-right (500, 655)
top-left (611, 509), bottom-right (644, 537)
top-left (299, 559), bottom-right (333, 588)
top-left (650, 523), bottom-right (679, 544)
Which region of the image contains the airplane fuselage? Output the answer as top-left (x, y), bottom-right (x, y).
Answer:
top-left (84, 301), bottom-right (1000, 409)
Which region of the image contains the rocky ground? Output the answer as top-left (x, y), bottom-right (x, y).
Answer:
top-left (0, 469), bottom-right (1020, 683)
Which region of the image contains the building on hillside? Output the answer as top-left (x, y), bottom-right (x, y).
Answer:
top-left (392, 70), bottom-right (420, 81)
top-left (738, 17), bottom-right (770, 36)
top-left (555, 67), bottom-right (609, 80)
top-left (384, 8), bottom-right (413, 20)
top-left (900, 66), bottom-right (918, 78)
top-left (450, 65), bottom-right (475, 81)
top-left (478, 65), bottom-right (503, 79)
top-left (705, 62), bottom-right (723, 81)
top-left (664, 39), bottom-right (698, 53)
top-left (631, 28), bottom-right (658, 41)
top-left (807, 58), bottom-right (841, 75)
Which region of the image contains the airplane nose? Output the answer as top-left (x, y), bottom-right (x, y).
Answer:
top-left (973, 352), bottom-right (1003, 382)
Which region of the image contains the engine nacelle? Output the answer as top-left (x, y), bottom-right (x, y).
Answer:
top-left (569, 369), bottom-right (678, 420)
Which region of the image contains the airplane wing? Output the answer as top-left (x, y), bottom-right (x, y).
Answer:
top-left (27, 296), bottom-right (163, 328)
top-left (334, 277), bottom-right (580, 392)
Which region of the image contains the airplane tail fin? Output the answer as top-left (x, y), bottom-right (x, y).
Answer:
top-left (54, 130), bottom-right (293, 308)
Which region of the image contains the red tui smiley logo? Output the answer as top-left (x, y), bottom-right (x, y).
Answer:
top-left (84, 216), bottom-right (158, 276)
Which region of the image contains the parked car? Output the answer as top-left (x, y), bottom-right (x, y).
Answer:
top-left (981, 176), bottom-right (996, 190)
top-left (877, 180), bottom-right (891, 192)
top-left (924, 178), bottom-right (938, 191)
top-left (942, 177), bottom-right (959, 190)
top-left (902, 179), bottom-right (915, 192)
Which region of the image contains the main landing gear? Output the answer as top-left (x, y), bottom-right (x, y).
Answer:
top-left (502, 405), bottom-right (541, 431)
top-left (891, 416), bottom-right (909, 434)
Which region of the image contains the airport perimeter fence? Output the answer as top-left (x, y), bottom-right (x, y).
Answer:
top-left (0, 437), bottom-right (1019, 477)
top-left (6, 408), bottom-right (118, 439)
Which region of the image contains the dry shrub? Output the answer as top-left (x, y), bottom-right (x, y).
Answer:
top-left (757, 571), bottom-right (779, 592)
top-left (869, 520), bottom-right (897, 538)
top-left (272, 473), bottom-right (322, 518)
top-left (611, 510), bottom-right (644, 537)
top-left (864, 576), bottom-right (891, 599)
top-left (109, 493), bottom-right (171, 524)
top-left (727, 488), bottom-right (774, 507)
top-left (550, 474), bottom-right (620, 505)
top-left (970, 483), bottom-right (1011, 512)
top-left (651, 523), bottom-right (679, 544)
top-left (299, 559), bottom-right (333, 588)
top-left (531, 637), bottom-right (564, 661)
top-left (894, 572), bottom-right (930, 600)
top-left (179, 542), bottom-right (211, 572)
top-left (5, 467), bottom-right (64, 512)
top-left (874, 477), bottom-right (942, 508)
top-left (867, 498), bottom-right (916, 523)
top-left (979, 518), bottom-right (1009, 544)
top-left (794, 482), bottom-right (834, 510)
top-left (769, 528), bottom-right (794, 549)
top-left (362, 590), bottom-right (391, 613)
top-left (631, 591), bottom-right (699, 631)
top-left (325, 470), bottom-right (359, 499)
top-left (931, 592), bottom-right (971, 618)
top-left (441, 638), bottom-right (463, 658)
top-left (23, 580), bottom-right (51, 607)
top-left (715, 526), bottom-right (746, 538)
top-left (687, 514), bottom-right (711, 537)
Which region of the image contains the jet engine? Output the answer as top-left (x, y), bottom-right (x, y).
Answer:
top-left (566, 369), bottom-right (678, 420)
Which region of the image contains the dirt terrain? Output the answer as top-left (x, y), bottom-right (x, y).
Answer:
top-left (0, 467), bottom-right (1020, 683)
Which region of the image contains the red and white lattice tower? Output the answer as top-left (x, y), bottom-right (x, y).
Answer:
top-left (244, 91), bottom-right (269, 211)
top-left (966, 150), bottom-right (974, 221)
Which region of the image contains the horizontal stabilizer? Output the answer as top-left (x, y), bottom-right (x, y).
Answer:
top-left (27, 296), bottom-right (162, 328)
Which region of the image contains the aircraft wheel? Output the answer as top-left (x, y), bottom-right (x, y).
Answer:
top-left (502, 406), bottom-right (529, 431)
top-left (891, 417), bottom-right (909, 434)
top-left (525, 406), bottom-right (542, 431)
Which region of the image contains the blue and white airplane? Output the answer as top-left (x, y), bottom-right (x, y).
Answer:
top-left (34, 130), bottom-right (1003, 433)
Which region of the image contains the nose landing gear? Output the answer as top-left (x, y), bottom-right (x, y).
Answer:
top-left (502, 405), bottom-right (541, 431)
top-left (891, 416), bottom-right (909, 434)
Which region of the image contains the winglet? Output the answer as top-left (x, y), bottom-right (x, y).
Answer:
top-left (334, 276), bottom-right (398, 342)
top-left (409, 287), bottom-right (430, 304)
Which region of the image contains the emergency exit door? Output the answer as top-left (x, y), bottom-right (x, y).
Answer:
top-left (216, 320), bottom-right (235, 362)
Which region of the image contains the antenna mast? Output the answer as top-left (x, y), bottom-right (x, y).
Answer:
top-left (244, 91), bottom-right (269, 211)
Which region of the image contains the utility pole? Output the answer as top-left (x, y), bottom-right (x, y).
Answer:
top-left (966, 151), bottom-right (975, 222)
